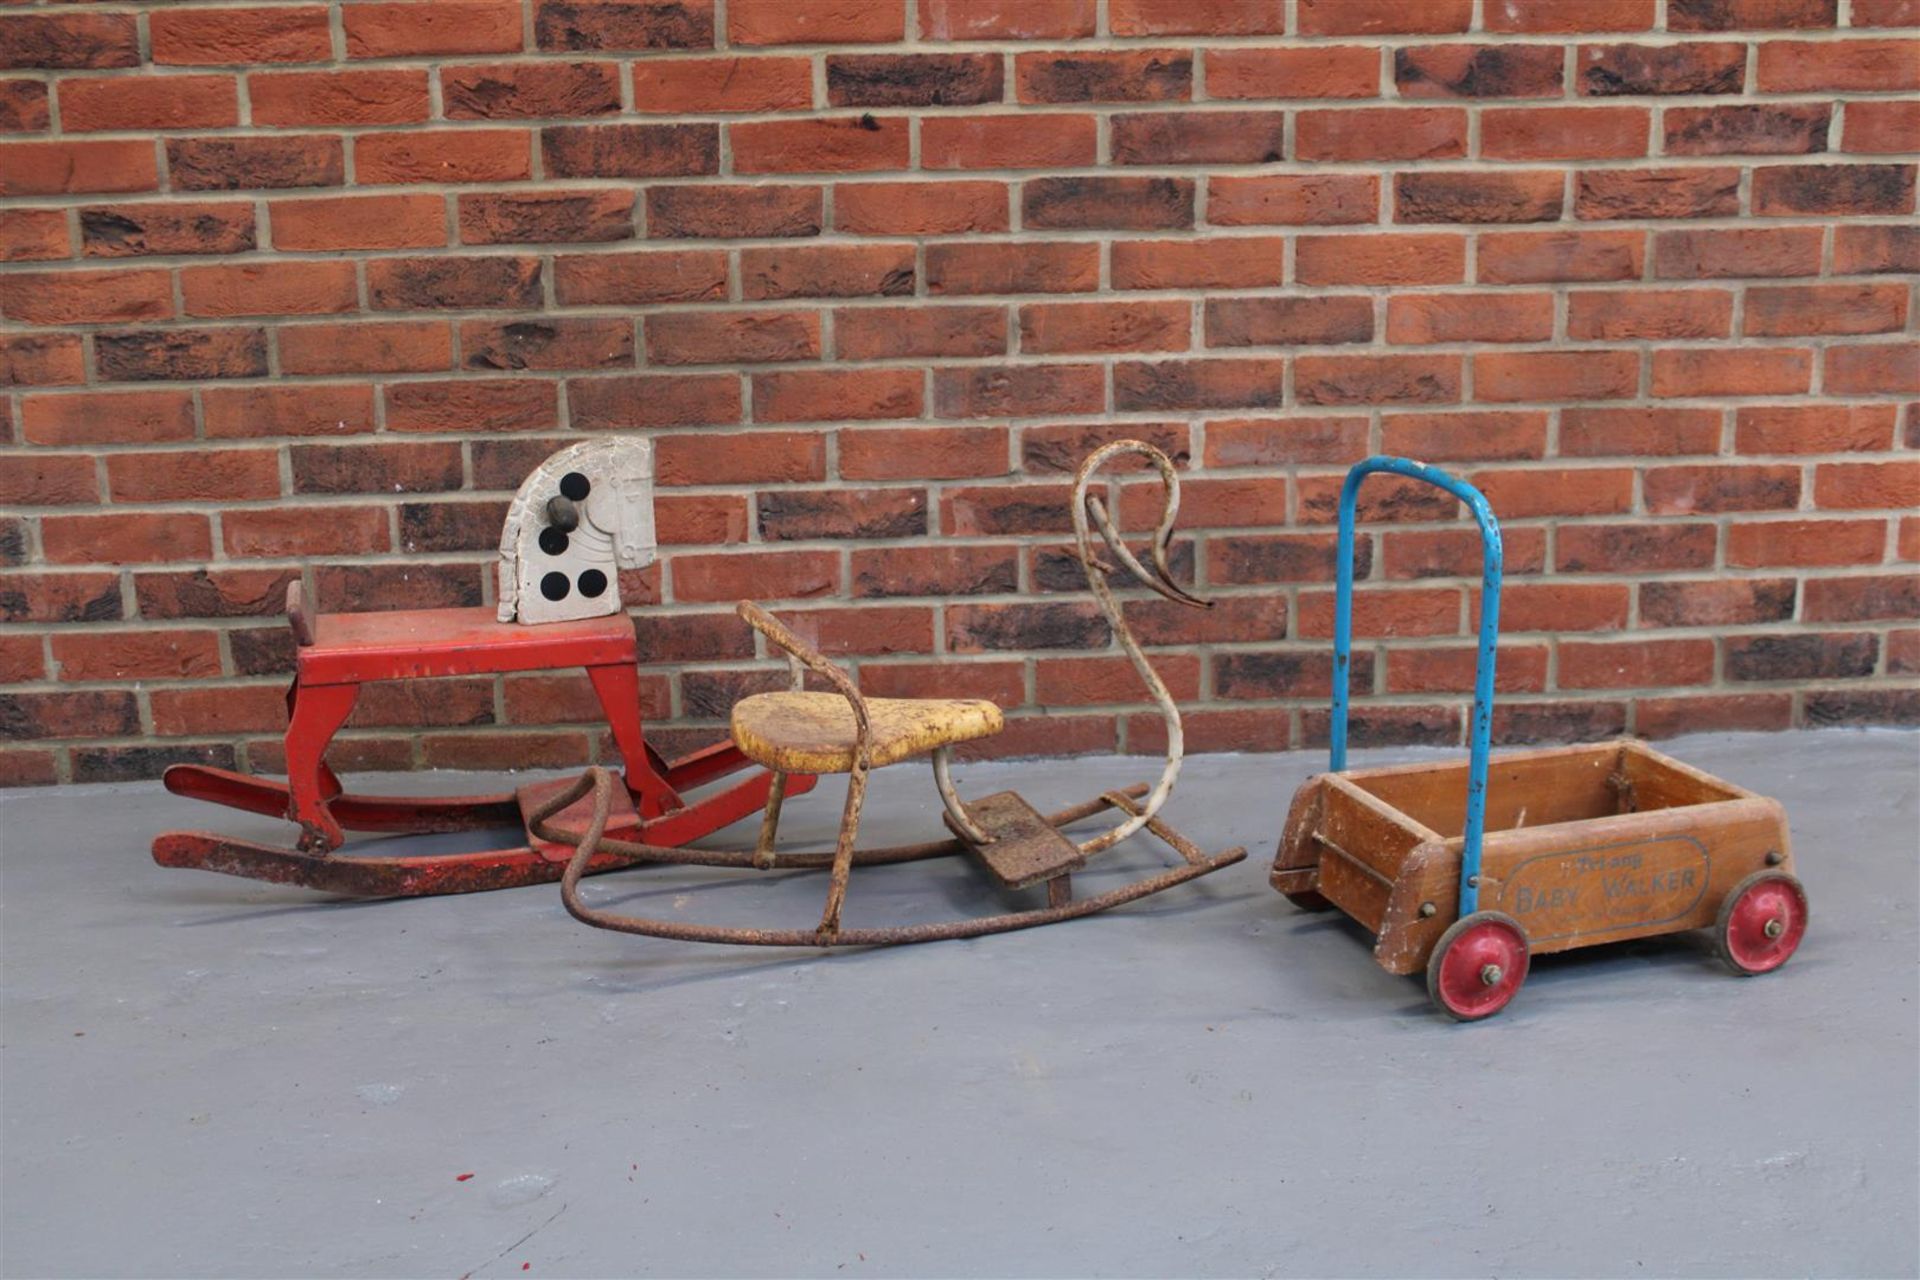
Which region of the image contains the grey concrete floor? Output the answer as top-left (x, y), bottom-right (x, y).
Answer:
top-left (1, 730), bottom-right (1915, 1279)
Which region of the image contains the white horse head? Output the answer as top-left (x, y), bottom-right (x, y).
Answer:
top-left (497, 439), bottom-right (656, 625)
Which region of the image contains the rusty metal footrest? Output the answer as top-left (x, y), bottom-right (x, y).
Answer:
top-left (948, 790), bottom-right (1088, 890)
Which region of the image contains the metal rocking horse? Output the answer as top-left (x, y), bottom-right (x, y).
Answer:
top-left (541, 440), bottom-right (1247, 946)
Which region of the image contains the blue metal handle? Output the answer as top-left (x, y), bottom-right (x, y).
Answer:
top-left (1328, 457), bottom-right (1503, 917)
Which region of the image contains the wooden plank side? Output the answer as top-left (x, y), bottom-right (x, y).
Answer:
top-left (1320, 774), bottom-right (1432, 880)
top-left (1269, 776), bottom-right (1327, 896)
top-left (1316, 843), bottom-right (1393, 934)
top-left (1354, 742), bottom-right (1625, 840)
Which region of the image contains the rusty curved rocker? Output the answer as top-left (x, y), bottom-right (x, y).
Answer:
top-left (543, 441), bottom-right (1247, 947)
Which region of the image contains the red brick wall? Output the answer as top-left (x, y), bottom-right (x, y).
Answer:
top-left (2, 0), bottom-right (1917, 786)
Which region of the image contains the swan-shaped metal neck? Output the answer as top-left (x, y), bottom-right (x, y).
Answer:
top-left (1069, 441), bottom-right (1211, 855)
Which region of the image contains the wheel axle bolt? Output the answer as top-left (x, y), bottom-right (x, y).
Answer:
top-left (1480, 963), bottom-right (1503, 987)
top-left (1764, 917), bottom-right (1784, 939)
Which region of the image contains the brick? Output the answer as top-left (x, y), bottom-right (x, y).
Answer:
top-left (1023, 300), bottom-right (1190, 353)
top-left (730, 0), bottom-right (897, 43)
top-left (827, 53), bottom-right (1003, 106)
top-left (1844, 101), bottom-right (1920, 155)
top-left (150, 6), bottom-right (330, 64)
top-left (347, 1), bottom-right (526, 55)
top-left (1853, 0), bottom-right (1920, 23)
top-left (1109, 0), bottom-right (1283, 34)
top-left (852, 545), bottom-right (1017, 599)
top-left (1746, 284), bottom-right (1908, 337)
top-left (1, 140), bottom-right (157, 196)
top-left (1395, 45), bottom-right (1564, 98)
top-left (1023, 422), bottom-right (1190, 472)
top-left (202, 383), bottom-right (375, 437)
top-left (21, 390), bottom-right (196, 447)
top-left (632, 56), bottom-right (811, 113)
top-left (1566, 404), bottom-right (1735, 460)
top-left (134, 566), bottom-right (304, 619)
top-left (1111, 111), bottom-right (1286, 164)
top-left (1209, 531), bottom-right (1354, 583)
top-left (1297, 233), bottom-right (1465, 284)
top-left (1119, 476), bottom-right (1287, 528)
top-left (1815, 459), bottom-right (1920, 509)
top-left (835, 181), bottom-right (1007, 235)
top-left (1579, 42), bottom-right (1745, 95)
top-left (1652, 347), bottom-right (1812, 398)
top-left (463, 317), bottom-right (634, 371)
top-left (1209, 417), bottom-right (1369, 468)
top-left (1478, 350), bottom-right (1639, 402)
top-left (1299, 0), bottom-right (1471, 33)
top-left (0, 454), bottom-right (97, 506)
top-left (741, 243), bottom-right (913, 299)
top-left (369, 256), bottom-right (542, 310)
top-left (1670, 0), bottom-right (1836, 27)
top-left (386, 379), bottom-right (557, 433)
top-left (1558, 522), bottom-right (1717, 572)
top-left (1472, 467), bottom-right (1634, 517)
top-left (544, 122), bottom-right (717, 178)
top-left (569, 373), bottom-right (740, 428)
top-left (672, 550), bottom-right (838, 603)
top-left (1752, 165), bottom-right (1916, 217)
top-left (1388, 292), bottom-right (1554, 343)
top-left (181, 261), bottom-right (357, 317)
top-left (270, 193), bottom-right (444, 251)
top-left (1115, 358), bottom-right (1287, 410)
top-left (1016, 49), bottom-right (1191, 102)
top-left (731, 117), bottom-right (907, 173)
top-left (42, 511), bottom-right (213, 565)
top-left (922, 113), bottom-right (1097, 168)
top-left (936, 364), bottom-right (1104, 417)
top-left (646, 310), bottom-right (818, 365)
top-left (1805, 689), bottom-right (1920, 728)
top-left (96, 329), bottom-right (269, 382)
top-left (1756, 39), bottom-right (1920, 91)
top-left (1655, 226), bottom-right (1822, 278)
top-left (1482, 107), bottom-right (1650, 160)
top-left (1560, 639), bottom-right (1715, 689)
top-left (1024, 176), bottom-right (1193, 230)
top-left (1296, 107), bottom-right (1467, 161)
top-left (358, 128), bottom-right (532, 184)
top-left (1728, 518), bottom-right (1888, 567)
top-left (1301, 477), bottom-right (1461, 527)
top-left (949, 601), bottom-right (1107, 652)
top-left (1479, 229), bottom-right (1644, 283)
top-left (459, 190), bottom-right (634, 244)
top-left (535, 0), bottom-right (714, 50)
top-left (59, 74), bottom-right (238, 131)
top-left (1575, 167), bottom-right (1741, 221)
top-left (280, 320), bottom-right (453, 375)
top-left (292, 441), bottom-right (464, 494)
top-left (1736, 404), bottom-right (1896, 454)
top-left (1803, 574), bottom-right (1920, 622)
top-left (1301, 705), bottom-right (1460, 750)
top-left (758, 489), bottom-right (927, 541)
top-left (168, 135), bottom-right (342, 191)
top-left (920, 0), bottom-right (1095, 39)
top-left (1208, 174), bottom-right (1377, 225)
top-left (1825, 342), bottom-right (1920, 395)
top-left (224, 504), bottom-right (390, 558)
top-left (0, 571), bottom-right (122, 624)
top-left (0, 690), bottom-right (139, 741)
top-left (1298, 587), bottom-right (1460, 639)
top-left (106, 448), bottom-right (280, 501)
top-left (1644, 464), bottom-right (1800, 514)
top-left (1111, 237), bottom-right (1288, 289)
top-left (1041, 653), bottom-right (1200, 704)
top-left (1208, 296), bottom-right (1373, 347)
top-left (1567, 288), bottom-right (1733, 340)
top-left (757, 367), bottom-right (922, 421)
top-left (0, 80), bottom-right (51, 132)
top-left (1637, 693), bottom-right (1792, 737)
top-left (1728, 632), bottom-right (1877, 683)
top-left (443, 62), bottom-right (623, 120)
top-left (835, 305), bottom-right (1007, 359)
top-left (0, 12), bottom-right (139, 69)
top-left (1203, 46), bottom-right (1379, 99)
top-left (1395, 171), bottom-right (1563, 223)
top-left (1297, 354), bottom-right (1462, 405)
top-left (842, 426), bottom-right (1010, 480)
top-left (1664, 104), bottom-right (1831, 155)
top-left (251, 69), bottom-right (430, 125)
top-left (648, 185), bottom-right (821, 238)
top-left (0, 268), bottom-right (171, 325)
top-left (1380, 411), bottom-right (1548, 460)
top-left (81, 203), bottom-right (256, 257)
top-left (926, 241), bottom-right (1098, 294)
top-left (51, 630), bottom-right (222, 682)
top-left (1386, 645), bottom-right (1548, 695)
top-left (2, 210), bottom-right (71, 262)
top-left (656, 431), bottom-right (825, 486)
top-left (1, 334), bottom-right (85, 386)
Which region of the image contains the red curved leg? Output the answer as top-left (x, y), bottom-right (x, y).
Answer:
top-left (285, 681), bottom-right (359, 851)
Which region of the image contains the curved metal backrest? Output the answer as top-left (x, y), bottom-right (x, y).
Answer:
top-left (1330, 456), bottom-right (1503, 917)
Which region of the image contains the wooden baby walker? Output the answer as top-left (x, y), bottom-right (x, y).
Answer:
top-left (1270, 457), bottom-right (1807, 1020)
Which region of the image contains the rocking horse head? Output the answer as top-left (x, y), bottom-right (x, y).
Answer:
top-left (497, 438), bottom-right (657, 625)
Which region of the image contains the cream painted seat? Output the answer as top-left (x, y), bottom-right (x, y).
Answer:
top-left (731, 691), bottom-right (1003, 775)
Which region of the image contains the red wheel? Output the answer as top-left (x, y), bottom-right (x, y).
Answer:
top-left (1715, 871), bottom-right (1807, 975)
top-left (1426, 910), bottom-right (1529, 1022)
